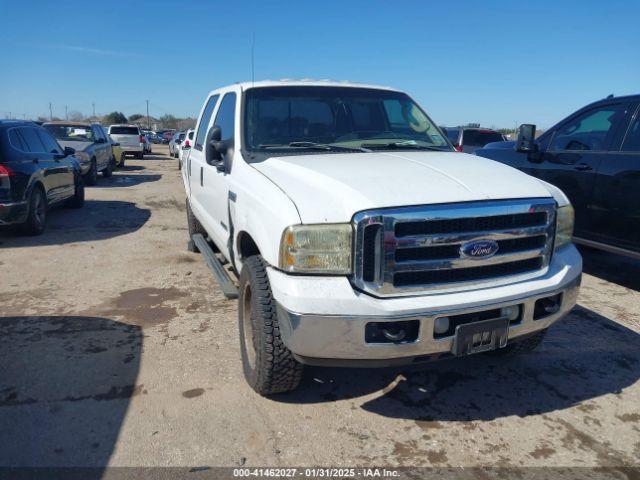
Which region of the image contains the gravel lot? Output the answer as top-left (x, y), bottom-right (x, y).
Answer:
top-left (1, 145), bottom-right (639, 471)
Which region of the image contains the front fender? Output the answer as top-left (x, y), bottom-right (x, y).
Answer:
top-left (228, 160), bottom-right (301, 272)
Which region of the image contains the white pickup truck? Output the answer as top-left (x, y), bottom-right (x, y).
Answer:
top-left (182, 80), bottom-right (582, 395)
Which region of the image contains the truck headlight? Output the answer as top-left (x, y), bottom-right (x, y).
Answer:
top-left (279, 224), bottom-right (352, 274)
top-left (555, 204), bottom-right (574, 250)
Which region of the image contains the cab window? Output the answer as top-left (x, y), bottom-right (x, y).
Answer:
top-left (621, 112), bottom-right (640, 151)
top-left (214, 93), bottom-right (237, 142)
top-left (549, 104), bottom-right (626, 151)
top-left (195, 94), bottom-right (220, 150)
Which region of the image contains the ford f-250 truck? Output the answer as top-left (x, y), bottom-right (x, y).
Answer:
top-left (182, 80), bottom-right (582, 395)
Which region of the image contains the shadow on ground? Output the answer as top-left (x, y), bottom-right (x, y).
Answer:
top-left (0, 200), bottom-right (151, 247)
top-left (276, 306), bottom-right (640, 422)
top-left (116, 165), bottom-right (146, 172)
top-left (0, 316), bottom-right (142, 469)
top-left (578, 245), bottom-right (640, 292)
top-left (90, 173), bottom-right (162, 188)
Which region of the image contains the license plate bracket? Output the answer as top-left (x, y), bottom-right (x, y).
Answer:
top-left (452, 317), bottom-right (509, 356)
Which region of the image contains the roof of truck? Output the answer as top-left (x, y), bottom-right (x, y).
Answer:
top-left (231, 79), bottom-right (401, 92)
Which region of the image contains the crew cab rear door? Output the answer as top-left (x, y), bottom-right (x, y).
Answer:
top-left (533, 101), bottom-right (631, 239)
top-left (587, 102), bottom-right (640, 253)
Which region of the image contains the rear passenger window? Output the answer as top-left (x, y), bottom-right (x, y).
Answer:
top-left (37, 129), bottom-right (63, 154)
top-left (8, 129), bottom-right (27, 151)
top-left (195, 94), bottom-right (220, 150)
top-left (214, 93), bottom-right (237, 142)
top-left (19, 127), bottom-right (46, 153)
top-left (622, 114), bottom-right (640, 151)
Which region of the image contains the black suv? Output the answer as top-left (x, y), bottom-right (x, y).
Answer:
top-left (0, 120), bottom-right (84, 235)
top-left (476, 94), bottom-right (640, 259)
top-left (442, 127), bottom-right (506, 153)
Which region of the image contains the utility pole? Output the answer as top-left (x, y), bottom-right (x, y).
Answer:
top-left (92, 102), bottom-right (96, 118)
top-left (146, 99), bottom-right (150, 130)
top-left (49, 103), bottom-right (53, 121)
top-left (65, 105), bottom-right (68, 120)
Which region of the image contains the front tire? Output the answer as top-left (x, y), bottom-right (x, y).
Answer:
top-left (67, 176), bottom-right (85, 208)
top-left (238, 256), bottom-right (303, 395)
top-left (119, 153), bottom-right (126, 168)
top-left (102, 157), bottom-right (114, 177)
top-left (84, 159), bottom-right (98, 186)
top-left (21, 187), bottom-right (47, 235)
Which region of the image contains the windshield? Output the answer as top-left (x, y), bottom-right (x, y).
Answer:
top-left (44, 124), bottom-right (94, 142)
top-left (244, 86), bottom-right (451, 152)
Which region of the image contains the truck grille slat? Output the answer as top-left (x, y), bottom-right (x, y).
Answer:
top-left (394, 258), bottom-right (544, 287)
top-left (395, 211), bottom-right (548, 237)
top-left (353, 199), bottom-right (557, 297)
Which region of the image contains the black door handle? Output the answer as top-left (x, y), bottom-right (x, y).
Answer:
top-left (32, 158), bottom-right (39, 164)
top-left (574, 163), bottom-right (592, 171)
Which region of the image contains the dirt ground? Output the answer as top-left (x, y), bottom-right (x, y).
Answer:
top-left (1, 145), bottom-right (639, 471)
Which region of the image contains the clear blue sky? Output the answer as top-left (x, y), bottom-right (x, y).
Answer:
top-left (1, 0), bottom-right (638, 129)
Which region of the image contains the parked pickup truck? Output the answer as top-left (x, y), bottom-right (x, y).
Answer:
top-left (183, 80), bottom-right (582, 395)
top-left (476, 94), bottom-right (640, 260)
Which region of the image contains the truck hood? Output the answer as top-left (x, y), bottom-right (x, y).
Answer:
top-left (252, 151), bottom-right (554, 223)
top-left (57, 140), bottom-right (93, 152)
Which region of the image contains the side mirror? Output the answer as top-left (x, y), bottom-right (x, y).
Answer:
top-left (113, 142), bottom-right (120, 147)
top-left (206, 126), bottom-right (225, 168)
top-left (64, 146), bottom-right (76, 156)
top-left (515, 124), bottom-right (539, 154)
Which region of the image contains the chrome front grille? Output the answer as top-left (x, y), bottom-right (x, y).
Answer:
top-left (353, 198), bottom-right (557, 297)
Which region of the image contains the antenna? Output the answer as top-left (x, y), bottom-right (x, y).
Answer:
top-left (251, 32), bottom-right (255, 86)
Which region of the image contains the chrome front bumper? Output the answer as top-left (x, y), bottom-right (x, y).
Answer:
top-left (276, 275), bottom-right (581, 367)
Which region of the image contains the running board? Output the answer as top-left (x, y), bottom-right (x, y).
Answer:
top-left (191, 234), bottom-right (239, 299)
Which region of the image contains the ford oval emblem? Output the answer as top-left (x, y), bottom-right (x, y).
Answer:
top-left (460, 239), bottom-right (499, 259)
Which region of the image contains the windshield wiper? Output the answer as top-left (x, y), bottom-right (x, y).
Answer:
top-left (360, 140), bottom-right (446, 151)
top-left (258, 141), bottom-right (370, 152)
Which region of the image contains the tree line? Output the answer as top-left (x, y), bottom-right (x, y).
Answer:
top-left (36, 111), bottom-right (196, 130)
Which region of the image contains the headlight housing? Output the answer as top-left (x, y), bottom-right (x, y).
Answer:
top-left (555, 204), bottom-right (574, 250)
top-left (74, 151), bottom-right (90, 163)
top-left (279, 224), bottom-right (352, 274)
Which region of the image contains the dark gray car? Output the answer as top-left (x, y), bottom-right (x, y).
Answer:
top-left (43, 122), bottom-right (113, 185)
top-left (443, 127), bottom-right (506, 154)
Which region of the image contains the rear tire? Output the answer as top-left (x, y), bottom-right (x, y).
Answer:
top-left (84, 159), bottom-right (98, 186)
top-left (238, 256), bottom-right (303, 395)
top-left (21, 187), bottom-right (47, 235)
top-left (186, 199), bottom-right (206, 252)
top-left (489, 329), bottom-right (547, 356)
